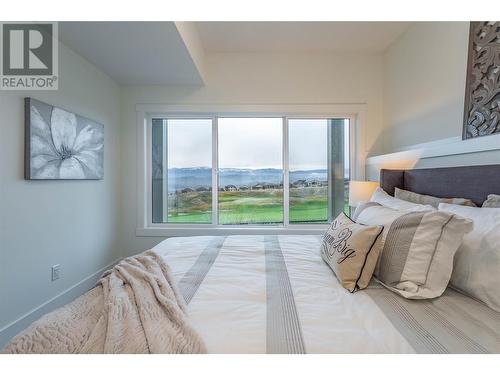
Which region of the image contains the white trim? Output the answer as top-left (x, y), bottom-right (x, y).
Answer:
top-left (136, 111), bottom-right (148, 230)
top-left (136, 104), bottom-right (365, 237)
top-left (391, 136), bottom-right (464, 152)
top-left (367, 133), bottom-right (500, 166)
top-left (145, 114), bottom-right (154, 227)
top-left (136, 103), bottom-right (367, 115)
top-left (136, 226), bottom-right (329, 237)
top-left (0, 258), bottom-right (122, 348)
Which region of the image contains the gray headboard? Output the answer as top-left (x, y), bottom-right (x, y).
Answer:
top-left (380, 164), bottom-right (500, 207)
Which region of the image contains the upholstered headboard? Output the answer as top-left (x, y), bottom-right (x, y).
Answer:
top-left (380, 165), bottom-right (500, 207)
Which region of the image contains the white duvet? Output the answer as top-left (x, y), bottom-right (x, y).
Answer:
top-left (157, 235), bottom-right (415, 353)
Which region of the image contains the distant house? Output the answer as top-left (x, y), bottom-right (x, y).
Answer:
top-left (239, 185), bottom-right (249, 191)
top-left (181, 187), bottom-right (194, 193)
top-left (263, 183), bottom-right (279, 189)
top-left (252, 184), bottom-right (264, 190)
top-left (291, 179), bottom-right (307, 188)
top-left (225, 184), bottom-right (238, 191)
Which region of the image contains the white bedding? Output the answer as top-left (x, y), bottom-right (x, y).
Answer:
top-left (155, 235), bottom-right (500, 354)
top-left (3, 235), bottom-right (499, 354)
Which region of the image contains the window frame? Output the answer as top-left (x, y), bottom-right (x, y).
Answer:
top-left (137, 105), bottom-right (364, 237)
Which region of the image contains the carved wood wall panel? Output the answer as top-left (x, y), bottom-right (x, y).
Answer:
top-left (463, 21), bottom-right (500, 139)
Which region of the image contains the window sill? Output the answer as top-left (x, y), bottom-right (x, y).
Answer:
top-left (136, 225), bottom-right (329, 237)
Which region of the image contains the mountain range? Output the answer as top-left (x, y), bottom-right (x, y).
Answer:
top-left (164, 167), bottom-right (329, 191)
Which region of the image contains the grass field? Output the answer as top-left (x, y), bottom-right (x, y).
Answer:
top-left (289, 186), bottom-right (328, 223)
top-left (166, 187), bottom-right (334, 224)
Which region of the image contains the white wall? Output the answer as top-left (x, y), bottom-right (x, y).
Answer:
top-left (382, 22), bottom-right (470, 151)
top-left (368, 22), bottom-right (500, 178)
top-left (120, 52), bottom-right (385, 256)
top-left (0, 42), bottom-right (122, 344)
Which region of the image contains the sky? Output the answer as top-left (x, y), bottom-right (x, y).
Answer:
top-left (166, 118), bottom-right (348, 170)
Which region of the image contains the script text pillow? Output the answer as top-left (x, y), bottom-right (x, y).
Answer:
top-left (439, 203), bottom-right (500, 312)
top-left (321, 212), bottom-right (383, 292)
top-left (395, 187), bottom-right (476, 208)
top-left (355, 203), bottom-right (473, 299)
top-left (370, 187), bottom-right (434, 212)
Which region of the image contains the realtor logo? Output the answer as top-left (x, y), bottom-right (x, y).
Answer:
top-left (1, 22), bottom-right (58, 90)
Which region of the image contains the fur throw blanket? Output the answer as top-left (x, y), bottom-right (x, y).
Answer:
top-left (2, 251), bottom-right (206, 354)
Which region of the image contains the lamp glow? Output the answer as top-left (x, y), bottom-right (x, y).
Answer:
top-left (348, 181), bottom-right (379, 208)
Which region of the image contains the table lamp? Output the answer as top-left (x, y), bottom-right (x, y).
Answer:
top-left (348, 181), bottom-right (379, 210)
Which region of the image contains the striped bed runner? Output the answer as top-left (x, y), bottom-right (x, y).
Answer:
top-left (264, 236), bottom-right (306, 354)
top-left (178, 236), bottom-right (227, 305)
top-left (177, 235), bottom-right (306, 354)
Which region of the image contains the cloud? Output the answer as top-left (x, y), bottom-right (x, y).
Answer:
top-left (165, 118), bottom-right (347, 171)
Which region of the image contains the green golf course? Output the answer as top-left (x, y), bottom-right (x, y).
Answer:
top-left (165, 187), bottom-right (342, 224)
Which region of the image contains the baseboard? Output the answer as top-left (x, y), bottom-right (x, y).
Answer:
top-left (0, 258), bottom-right (121, 349)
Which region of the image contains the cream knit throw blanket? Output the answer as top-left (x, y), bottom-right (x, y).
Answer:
top-left (2, 251), bottom-right (207, 354)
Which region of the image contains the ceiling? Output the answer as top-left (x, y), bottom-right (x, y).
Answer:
top-left (59, 22), bottom-right (411, 85)
top-left (59, 22), bottom-right (204, 85)
top-left (196, 22), bottom-right (411, 53)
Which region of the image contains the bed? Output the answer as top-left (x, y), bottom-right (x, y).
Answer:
top-left (155, 234), bottom-right (500, 353)
top-left (2, 165), bottom-right (500, 354)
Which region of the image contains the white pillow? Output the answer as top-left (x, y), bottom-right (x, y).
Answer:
top-left (439, 203), bottom-right (500, 312)
top-left (356, 202), bottom-right (473, 299)
top-left (370, 187), bottom-right (435, 212)
top-left (482, 194), bottom-right (500, 208)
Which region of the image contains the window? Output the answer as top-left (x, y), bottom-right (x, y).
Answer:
top-left (289, 119), bottom-right (350, 223)
top-left (218, 118), bottom-right (283, 225)
top-left (149, 114), bottom-right (352, 229)
top-left (152, 118), bottom-right (212, 223)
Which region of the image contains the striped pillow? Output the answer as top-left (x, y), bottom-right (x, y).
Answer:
top-left (355, 203), bottom-right (473, 299)
top-left (395, 187), bottom-right (477, 208)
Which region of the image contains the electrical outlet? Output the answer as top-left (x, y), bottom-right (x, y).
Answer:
top-left (51, 264), bottom-right (60, 281)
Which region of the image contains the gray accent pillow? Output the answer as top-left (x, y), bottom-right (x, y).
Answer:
top-left (482, 194), bottom-right (500, 208)
top-left (395, 187), bottom-right (476, 208)
top-left (355, 203), bottom-right (473, 299)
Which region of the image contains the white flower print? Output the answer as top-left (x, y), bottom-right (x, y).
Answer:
top-left (30, 103), bottom-right (103, 179)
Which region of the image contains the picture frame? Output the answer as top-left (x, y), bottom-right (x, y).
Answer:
top-left (462, 21), bottom-right (500, 140)
top-left (25, 97), bottom-right (104, 180)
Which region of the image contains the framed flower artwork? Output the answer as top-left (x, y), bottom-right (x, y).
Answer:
top-left (25, 98), bottom-right (104, 180)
